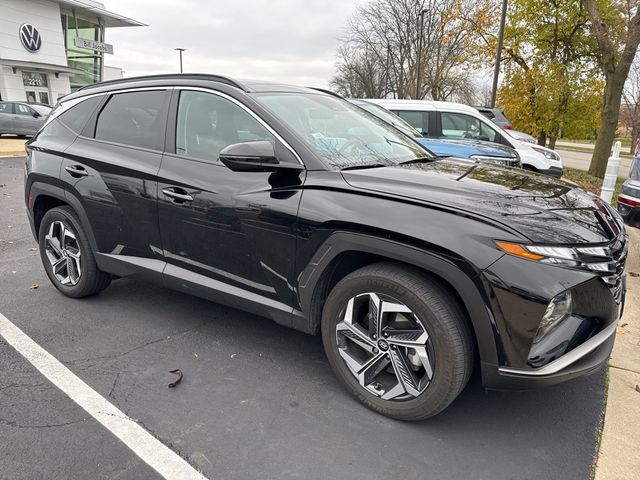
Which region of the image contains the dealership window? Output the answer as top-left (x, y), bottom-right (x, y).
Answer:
top-left (176, 91), bottom-right (275, 162)
top-left (95, 91), bottom-right (167, 150)
top-left (22, 72), bottom-right (50, 105)
top-left (61, 14), bottom-right (104, 90)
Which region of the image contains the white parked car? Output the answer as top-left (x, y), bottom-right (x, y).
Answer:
top-left (365, 99), bottom-right (563, 177)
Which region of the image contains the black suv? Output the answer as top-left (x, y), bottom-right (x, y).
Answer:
top-left (25, 74), bottom-right (627, 420)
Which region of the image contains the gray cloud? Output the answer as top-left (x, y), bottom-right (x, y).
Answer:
top-left (103, 0), bottom-right (361, 87)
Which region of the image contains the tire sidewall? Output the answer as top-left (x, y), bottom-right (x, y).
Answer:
top-left (321, 272), bottom-right (465, 419)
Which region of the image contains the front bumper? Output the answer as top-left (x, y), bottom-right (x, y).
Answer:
top-left (479, 235), bottom-right (626, 390)
top-left (481, 322), bottom-right (615, 390)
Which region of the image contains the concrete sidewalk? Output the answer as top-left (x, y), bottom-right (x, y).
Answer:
top-left (595, 226), bottom-right (640, 480)
top-left (0, 138), bottom-right (26, 157)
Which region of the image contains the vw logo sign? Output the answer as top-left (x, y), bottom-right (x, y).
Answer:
top-left (19, 24), bottom-right (42, 53)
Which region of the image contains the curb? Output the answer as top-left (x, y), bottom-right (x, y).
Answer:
top-left (594, 227), bottom-right (640, 480)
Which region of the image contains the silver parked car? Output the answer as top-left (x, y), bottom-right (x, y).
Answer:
top-left (617, 155), bottom-right (640, 227)
top-left (0, 101), bottom-right (51, 136)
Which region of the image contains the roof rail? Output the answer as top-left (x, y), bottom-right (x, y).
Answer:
top-left (309, 87), bottom-right (344, 98)
top-left (77, 73), bottom-right (248, 92)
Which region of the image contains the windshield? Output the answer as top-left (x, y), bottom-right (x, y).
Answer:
top-left (631, 157), bottom-right (640, 181)
top-left (354, 102), bottom-right (422, 139)
top-left (254, 93), bottom-right (432, 169)
top-left (30, 104), bottom-right (52, 116)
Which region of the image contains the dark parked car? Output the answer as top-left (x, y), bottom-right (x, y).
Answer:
top-left (349, 99), bottom-right (521, 167)
top-left (0, 101), bottom-right (51, 136)
top-left (617, 156), bottom-right (640, 227)
top-left (25, 74), bottom-right (627, 420)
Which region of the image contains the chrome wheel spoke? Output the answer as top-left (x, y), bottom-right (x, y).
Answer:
top-left (385, 328), bottom-right (429, 347)
top-left (336, 320), bottom-right (375, 354)
top-left (389, 347), bottom-right (422, 397)
top-left (368, 293), bottom-right (381, 338)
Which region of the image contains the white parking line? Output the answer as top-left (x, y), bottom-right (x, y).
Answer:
top-left (0, 312), bottom-right (209, 480)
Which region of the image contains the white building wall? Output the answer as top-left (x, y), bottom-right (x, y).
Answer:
top-left (103, 65), bottom-right (123, 81)
top-left (0, 0), bottom-right (68, 66)
top-left (0, 0), bottom-right (73, 102)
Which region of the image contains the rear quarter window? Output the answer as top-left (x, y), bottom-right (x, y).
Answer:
top-left (95, 90), bottom-right (168, 151)
top-left (57, 96), bottom-right (103, 134)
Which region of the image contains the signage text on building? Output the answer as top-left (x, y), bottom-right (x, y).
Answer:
top-left (73, 37), bottom-right (114, 55)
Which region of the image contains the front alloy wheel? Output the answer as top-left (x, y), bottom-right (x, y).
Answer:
top-left (44, 221), bottom-right (82, 285)
top-left (336, 293), bottom-right (435, 401)
top-left (321, 262), bottom-right (474, 420)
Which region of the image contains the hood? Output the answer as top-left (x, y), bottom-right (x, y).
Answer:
top-left (342, 159), bottom-right (619, 244)
top-left (417, 137), bottom-right (516, 159)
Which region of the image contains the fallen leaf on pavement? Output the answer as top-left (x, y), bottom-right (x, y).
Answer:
top-left (629, 271), bottom-right (639, 277)
top-left (616, 326), bottom-right (625, 335)
top-left (168, 369), bottom-right (183, 388)
top-left (636, 385), bottom-right (640, 394)
top-left (230, 353), bottom-right (237, 359)
top-left (29, 247), bottom-right (37, 251)
top-left (30, 283), bottom-right (38, 289)
top-left (620, 323), bottom-right (628, 328)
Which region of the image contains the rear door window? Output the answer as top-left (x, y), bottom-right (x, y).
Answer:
top-left (0, 103), bottom-right (12, 114)
top-left (440, 112), bottom-right (498, 142)
top-left (95, 90), bottom-right (168, 150)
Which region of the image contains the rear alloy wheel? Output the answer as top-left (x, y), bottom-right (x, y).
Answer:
top-left (38, 206), bottom-right (111, 298)
top-left (322, 262), bottom-right (474, 420)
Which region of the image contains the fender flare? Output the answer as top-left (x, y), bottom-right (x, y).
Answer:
top-left (29, 181), bottom-right (99, 252)
top-left (296, 231), bottom-right (499, 365)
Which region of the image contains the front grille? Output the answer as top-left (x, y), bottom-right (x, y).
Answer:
top-left (574, 233), bottom-right (628, 304)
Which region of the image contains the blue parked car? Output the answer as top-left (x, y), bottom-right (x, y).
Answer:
top-left (349, 99), bottom-right (521, 168)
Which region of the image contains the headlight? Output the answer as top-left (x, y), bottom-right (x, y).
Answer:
top-left (534, 291), bottom-right (572, 343)
top-left (469, 155), bottom-right (521, 167)
top-left (531, 146), bottom-right (559, 160)
top-left (495, 241), bottom-right (616, 272)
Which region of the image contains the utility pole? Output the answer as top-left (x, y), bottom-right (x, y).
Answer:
top-left (415, 9), bottom-right (427, 100)
top-left (490, 0), bottom-right (508, 108)
top-left (174, 48), bottom-right (186, 73)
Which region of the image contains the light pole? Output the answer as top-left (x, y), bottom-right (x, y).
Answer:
top-left (415, 8), bottom-right (428, 100)
top-left (174, 47), bottom-right (186, 73)
top-left (490, 0), bottom-right (508, 108)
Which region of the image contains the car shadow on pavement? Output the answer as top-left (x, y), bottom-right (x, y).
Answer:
top-left (51, 277), bottom-right (603, 480)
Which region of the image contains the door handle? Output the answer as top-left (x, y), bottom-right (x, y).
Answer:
top-left (65, 165), bottom-right (88, 177)
top-left (162, 187), bottom-right (194, 203)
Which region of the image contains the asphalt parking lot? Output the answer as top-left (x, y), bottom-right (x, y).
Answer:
top-left (1, 155), bottom-right (606, 480)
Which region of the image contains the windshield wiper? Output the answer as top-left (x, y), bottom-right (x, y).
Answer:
top-left (340, 163), bottom-right (388, 171)
top-left (397, 157), bottom-right (436, 166)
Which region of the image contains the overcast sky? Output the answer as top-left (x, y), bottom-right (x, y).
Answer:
top-left (103, 0), bottom-right (362, 87)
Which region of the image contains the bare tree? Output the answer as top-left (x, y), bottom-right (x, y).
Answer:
top-left (331, 0), bottom-right (494, 100)
top-left (620, 54), bottom-right (640, 153)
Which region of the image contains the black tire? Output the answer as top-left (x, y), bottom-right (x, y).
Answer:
top-left (321, 262), bottom-right (474, 420)
top-left (38, 206), bottom-right (111, 298)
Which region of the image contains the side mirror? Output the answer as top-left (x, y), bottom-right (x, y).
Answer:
top-left (32, 111), bottom-right (41, 118)
top-left (219, 141), bottom-right (303, 172)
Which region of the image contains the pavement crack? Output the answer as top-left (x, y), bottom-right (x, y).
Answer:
top-left (609, 364), bottom-right (640, 375)
top-left (0, 417), bottom-right (86, 429)
top-left (64, 324), bottom-right (205, 366)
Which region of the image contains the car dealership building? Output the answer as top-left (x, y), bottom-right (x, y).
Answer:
top-left (0, 0), bottom-right (144, 105)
